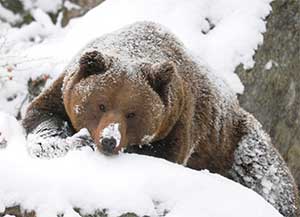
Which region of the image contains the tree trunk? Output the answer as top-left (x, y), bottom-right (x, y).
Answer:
top-left (236, 0), bottom-right (300, 188)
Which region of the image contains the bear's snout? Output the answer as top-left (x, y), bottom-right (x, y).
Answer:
top-left (100, 137), bottom-right (117, 154)
top-left (98, 122), bottom-right (122, 155)
top-left (94, 112), bottom-right (127, 155)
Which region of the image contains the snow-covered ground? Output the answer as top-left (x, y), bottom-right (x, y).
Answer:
top-left (0, 112), bottom-right (282, 217)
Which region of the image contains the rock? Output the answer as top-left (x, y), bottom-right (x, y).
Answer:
top-left (0, 0), bottom-right (104, 27)
top-left (0, 0), bottom-right (23, 14)
top-left (0, 206), bottom-right (35, 217)
top-left (61, 0), bottom-right (105, 27)
top-left (0, 206), bottom-right (142, 217)
top-left (0, 0), bottom-right (34, 27)
top-left (236, 0), bottom-right (300, 188)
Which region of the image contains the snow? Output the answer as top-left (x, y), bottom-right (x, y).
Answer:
top-left (264, 60), bottom-right (278, 70)
top-left (142, 134), bottom-right (156, 144)
top-left (64, 1), bottom-right (81, 10)
top-left (100, 123), bottom-right (121, 148)
top-left (0, 8), bottom-right (63, 117)
top-left (0, 5), bottom-right (20, 24)
top-left (22, 0), bottom-right (63, 13)
top-left (0, 131), bottom-right (7, 148)
top-left (0, 112), bottom-right (282, 217)
top-left (265, 60), bottom-right (273, 70)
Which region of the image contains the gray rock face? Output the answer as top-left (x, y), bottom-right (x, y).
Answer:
top-left (0, 206), bottom-right (141, 217)
top-left (62, 0), bottom-right (105, 26)
top-left (0, 0), bottom-right (104, 27)
top-left (0, 0), bottom-right (34, 26)
top-left (236, 0), bottom-right (300, 188)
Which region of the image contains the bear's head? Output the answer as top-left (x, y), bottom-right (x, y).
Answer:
top-left (63, 51), bottom-right (185, 155)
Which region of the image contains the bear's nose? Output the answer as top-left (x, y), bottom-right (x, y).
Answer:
top-left (101, 137), bottom-right (117, 153)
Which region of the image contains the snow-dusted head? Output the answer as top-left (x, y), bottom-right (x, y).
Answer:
top-left (63, 50), bottom-right (184, 155)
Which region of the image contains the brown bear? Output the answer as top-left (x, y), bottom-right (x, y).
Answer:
top-left (23, 21), bottom-right (298, 217)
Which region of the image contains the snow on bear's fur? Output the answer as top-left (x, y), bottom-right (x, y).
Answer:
top-left (23, 21), bottom-right (298, 217)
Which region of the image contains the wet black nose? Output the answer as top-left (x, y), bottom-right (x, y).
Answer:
top-left (101, 137), bottom-right (117, 153)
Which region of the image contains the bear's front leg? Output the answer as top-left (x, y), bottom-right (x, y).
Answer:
top-left (23, 73), bottom-right (95, 158)
top-left (161, 89), bottom-right (195, 165)
top-left (160, 99), bottom-right (194, 165)
top-left (229, 113), bottom-right (299, 217)
top-left (26, 117), bottom-right (73, 158)
top-left (27, 121), bottom-right (95, 158)
top-left (164, 119), bottom-right (192, 165)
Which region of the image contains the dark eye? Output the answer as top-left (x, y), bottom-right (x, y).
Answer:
top-left (126, 112), bottom-right (135, 119)
top-left (99, 104), bottom-right (106, 112)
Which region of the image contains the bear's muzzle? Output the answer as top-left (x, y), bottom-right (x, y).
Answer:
top-left (100, 137), bottom-right (117, 155)
top-left (99, 123), bottom-right (121, 155)
top-left (94, 112), bottom-right (127, 155)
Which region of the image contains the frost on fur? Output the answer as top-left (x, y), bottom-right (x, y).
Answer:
top-left (26, 119), bottom-right (95, 158)
top-left (100, 123), bottom-right (121, 147)
top-left (229, 113), bottom-right (298, 217)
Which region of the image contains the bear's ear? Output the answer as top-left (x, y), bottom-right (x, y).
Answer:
top-left (79, 50), bottom-right (111, 76)
top-left (143, 61), bottom-right (176, 105)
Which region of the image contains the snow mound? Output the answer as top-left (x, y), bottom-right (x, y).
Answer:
top-left (0, 112), bottom-right (282, 217)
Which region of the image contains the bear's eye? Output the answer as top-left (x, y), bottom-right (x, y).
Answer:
top-left (99, 104), bottom-right (106, 112)
top-left (126, 112), bottom-right (136, 119)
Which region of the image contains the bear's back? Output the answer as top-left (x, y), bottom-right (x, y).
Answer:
top-left (84, 21), bottom-right (187, 65)
top-left (68, 21), bottom-right (236, 101)
top-left (64, 21), bottom-right (195, 79)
